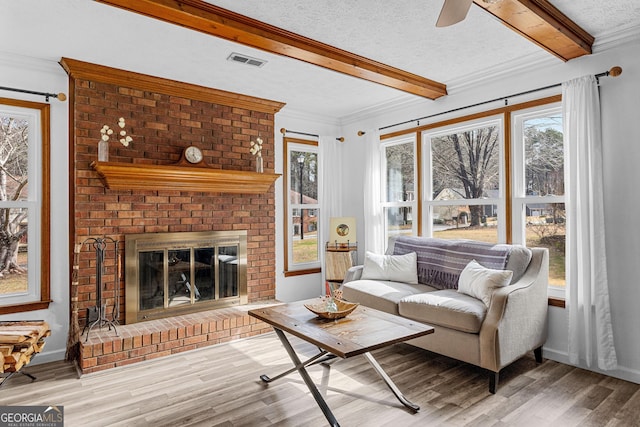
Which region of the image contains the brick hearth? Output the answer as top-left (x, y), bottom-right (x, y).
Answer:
top-left (80, 301), bottom-right (279, 374)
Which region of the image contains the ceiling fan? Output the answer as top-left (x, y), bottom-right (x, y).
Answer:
top-left (436, 0), bottom-right (500, 27)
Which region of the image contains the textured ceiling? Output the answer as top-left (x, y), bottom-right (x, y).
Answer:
top-left (2, 0), bottom-right (640, 121)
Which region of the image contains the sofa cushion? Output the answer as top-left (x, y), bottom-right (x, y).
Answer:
top-left (399, 290), bottom-right (487, 333)
top-left (343, 279), bottom-right (436, 315)
top-left (360, 251), bottom-right (418, 285)
top-left (458, 260), bottom-right (513, 306)
top-left (501, 244), bottom-right (532, 283)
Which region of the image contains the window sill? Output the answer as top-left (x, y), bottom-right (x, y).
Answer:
top-left (284, 268), bottom-right (321, 278)
top-left (548, 297), bottom-right (565, 308)
top-left (0, 300), bottom-right (52, 315)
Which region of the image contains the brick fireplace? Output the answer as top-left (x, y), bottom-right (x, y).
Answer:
top-left (62, 58), bottom-right (285, 373)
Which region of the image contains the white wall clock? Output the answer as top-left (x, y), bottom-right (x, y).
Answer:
top-left (184, 145), bottom-right (203, 164)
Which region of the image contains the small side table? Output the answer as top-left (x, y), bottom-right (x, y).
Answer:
top-left (325, 242), bottom-right (357, 295)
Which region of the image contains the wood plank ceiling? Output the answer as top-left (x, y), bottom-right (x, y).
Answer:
top-left (96, 0), bottom-right (593, 100)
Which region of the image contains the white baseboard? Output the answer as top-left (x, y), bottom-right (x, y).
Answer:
top-left (29, 348), bottom-right (66, 366)
top-left (543, 347), bottom-right (640, 385)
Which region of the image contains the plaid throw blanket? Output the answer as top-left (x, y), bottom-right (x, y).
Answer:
top-left (392, 236), bottom-right (511, 290)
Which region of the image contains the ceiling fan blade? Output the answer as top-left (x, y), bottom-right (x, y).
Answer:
top-left (436, 0), bottom-right (474, 27)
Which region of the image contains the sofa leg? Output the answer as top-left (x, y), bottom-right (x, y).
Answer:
top-left (534, 346), bottom-right (543, 363)
top-left (489, 371), bottom-right (499, 394)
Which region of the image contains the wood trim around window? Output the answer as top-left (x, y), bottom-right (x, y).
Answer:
top-left (282, 137), bottom-right (319, 276)
top-left (0, 98), bottom-right (51, 314)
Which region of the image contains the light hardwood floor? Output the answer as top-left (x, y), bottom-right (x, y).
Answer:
top-left (1, 332), bottom-right (639, 427)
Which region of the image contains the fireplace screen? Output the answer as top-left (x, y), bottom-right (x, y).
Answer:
top-left (125, 231), bottom-right (247, 323)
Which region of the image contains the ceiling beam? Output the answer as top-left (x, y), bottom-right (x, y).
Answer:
top-left (473, 0), bottom-right (593, 61)
top-left (95, 0), bottom-right (448, 100)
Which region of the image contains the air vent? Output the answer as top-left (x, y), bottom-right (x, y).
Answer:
top-left (227, 53), bottom-right (267, 67)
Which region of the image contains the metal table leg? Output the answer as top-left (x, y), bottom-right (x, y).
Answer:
top-left (260, 349), bottom-right (336, 383)
top-left (266, 328), bottom-right (341, 427)
top-left (362, 351), bottom-right (420, 412)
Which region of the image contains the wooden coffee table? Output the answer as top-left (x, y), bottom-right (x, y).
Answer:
top-left (248, 299), bottom-right (434, 427)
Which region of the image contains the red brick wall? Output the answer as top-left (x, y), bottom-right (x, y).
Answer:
top-left (71, 78), bottom-right (277, 324)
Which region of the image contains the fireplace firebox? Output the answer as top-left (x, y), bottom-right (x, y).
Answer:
top-left (125, 231), bottom-right (248, 324)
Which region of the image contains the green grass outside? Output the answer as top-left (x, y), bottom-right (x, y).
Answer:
top-left (292, 234), bottom-right (319, 264)
top-left (0, 252), bottom-right (28, 296)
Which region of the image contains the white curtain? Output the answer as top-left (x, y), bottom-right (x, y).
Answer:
top-left (363, 130), bottom-right (384, 254)
top-left (319, 136), bottom-right (343, 284)
top-left (563, 75), bottom-right (617, 370)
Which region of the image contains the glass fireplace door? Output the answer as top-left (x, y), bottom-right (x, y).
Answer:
top-left (137, 245), bottom-right (240, 314)
top-left (126, 230), bottom-right (247, 324)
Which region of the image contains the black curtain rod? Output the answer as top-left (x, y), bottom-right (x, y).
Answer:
top-left (280, 127), bottom-right (344, 142)
top-left (375, 66), bottom-right (623, 133)
top-left (0, 85), bottom-right (67, 102)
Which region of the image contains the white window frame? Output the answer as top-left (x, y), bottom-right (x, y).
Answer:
top-left (285, 140), bottom-right (321, 273)
top-left (421, 115), bottom-right (506, 241)
top-left (0, 100), bottom-right (46, 309)
top-left (380, 135), bottom-right (418, 248)
top-left (511, 103), bottom-right (565, 297)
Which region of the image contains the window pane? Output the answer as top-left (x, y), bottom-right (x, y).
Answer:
top-left (526, 202), bottom-right (565, 286)
top-left (385, 143), bottom-right (414, 202)
top-left (524, 115), bottom-right (564, 196)
top-left (385, 206), bottom-right (413, 240)
top-left (293, 208), bottom-right (318, 264)
top-left (431, 125), bottom-right (500, 201)
top-left (0, 207), bottom-right (28, 296)
top-left (290, 151), bottom-right (317, 204)
top-left (0, 113), bottom-right (29, 201)
top-left (433, 204), bottom-right (498, 243)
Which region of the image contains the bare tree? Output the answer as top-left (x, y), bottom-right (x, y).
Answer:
top-left (290, 151), bottom-right (318, 201)
top-left (432, 126), bottom-right (500, 226)
top-left (525, 126), bottom-right (563, 194)
top-left (385, 142), bottom-right (414, 225)
top-left (0, 116), bottom-right (29, 278)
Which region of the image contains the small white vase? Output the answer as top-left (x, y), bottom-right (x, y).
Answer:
top-left (98, 139), bottom-right (109, 162)
top-left (255, 155), bottom-right (263, 173)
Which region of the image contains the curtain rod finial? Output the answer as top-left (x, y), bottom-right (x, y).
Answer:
top-left (280, 128), bottom-right (286, 134)
top-left (609, 66), bottom-right (622, 77)
top-left (57, 93), bottom-right (67, 102)
top-left (357, 131), bottom-right (366, 136)
top-left (336, 137), bottom-right (344, 142)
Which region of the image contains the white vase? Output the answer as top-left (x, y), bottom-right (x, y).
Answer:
top-left (98, 139), bottom-right (109, 162)
top-left (255, 156), bottom-right (263, 173)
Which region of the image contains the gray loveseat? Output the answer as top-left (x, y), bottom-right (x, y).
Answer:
top-left (342, 236), bottom-right (549, 393)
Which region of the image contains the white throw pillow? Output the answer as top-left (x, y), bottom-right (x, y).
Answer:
top-left (457, 260), bottom-right (513, 306)
top-left (360, 251), bottom-right (418, 285)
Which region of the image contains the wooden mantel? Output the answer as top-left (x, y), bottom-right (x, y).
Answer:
top-left (91, 162), bottom-right (280, 194)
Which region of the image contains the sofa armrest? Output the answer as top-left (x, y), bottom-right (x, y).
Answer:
top-left (343, 265), bottom-right (364, 284)
top-left (479, 248), bottom-right (549, 371)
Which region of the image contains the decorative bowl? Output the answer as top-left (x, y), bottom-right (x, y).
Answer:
top-left (304, 298), bottom-right (359, 319)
